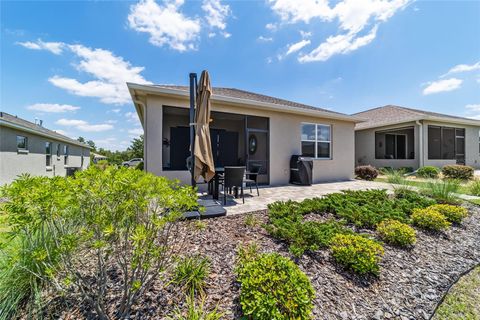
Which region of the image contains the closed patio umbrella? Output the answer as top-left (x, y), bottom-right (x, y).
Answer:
top-left (193, 70), bottom-right (215, 182)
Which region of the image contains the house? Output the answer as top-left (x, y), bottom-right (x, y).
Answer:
top-left (0, 112), bottom-right (91, 185)
top-left (354, 105), bottom-right (480, 170)
top-left (92, 152), bottom-right (107, 164)
top-left (127, 83), bottom-right (363, 186)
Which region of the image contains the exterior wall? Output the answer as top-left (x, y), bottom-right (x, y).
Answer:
top-left (355, 120), bottom-right (480, 170)
top-left (143, 95), bottom-right (355, 186)
top-left (0, 126), bottom-right (90, 185)
top-left (355, 122), bottom-right (420, 169)
top-left (421, 120), bottom-right (480, 169)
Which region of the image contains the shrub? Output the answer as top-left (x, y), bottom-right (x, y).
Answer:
top-left (469, 180), bottom-right (480, 196)
top-left (384, 169), bottom-right (406, 184)
top-left (170, 295), bottom-right (223, 320)
top-left (135, 161), bottom-right (144, 170)
top-left (428, 204), bottom-right (468, 224)
top-left (442, 165), bottom-right (474, 180)
top-left (173, 255), bottom-right (210, 295)
top-left (330, 234), bottom-right (384, 275)
top-left (244, 213), bottom-right (260, 227)
top-left (399, 167), bottom-right (415, 174)
top-left (411, 208), bottom-right (451, 231)
top-left (355, 165), bottom-right (379, 181)
top-left (417, 166), bottom-right (440, 179)
top-left (393, 188), bottom-right (436, 214)
top-left (235, 245), bottom-right (314, 320)
top-left (376, 219), bottom-right (416, 247)
top-left (422, 179), bottom-right (460, 204)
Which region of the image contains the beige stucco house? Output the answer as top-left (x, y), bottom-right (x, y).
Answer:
top-left (127, 83), bottom-right (363, 186)
top-left (354, 105), bottom-right (480, 170)
top-left (0, 112), bottom-right (91, 185)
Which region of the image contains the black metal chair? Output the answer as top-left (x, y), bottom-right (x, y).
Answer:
top-left (221, 166), bottom-right (245, 205)
top-left (244, 164), bottom-right (261, 196)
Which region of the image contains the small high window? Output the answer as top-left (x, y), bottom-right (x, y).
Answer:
top-left (17, 135), bottom-right (28, 150)
top-left (301, 123), bottom-right (331, 159)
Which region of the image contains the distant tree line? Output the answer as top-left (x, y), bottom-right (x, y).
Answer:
top-left (77, 135), bottom-right (144, 165)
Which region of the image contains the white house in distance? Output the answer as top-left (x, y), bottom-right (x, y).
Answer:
top-left (354, 105), bottom-right (480, 170)
top-left (127, 83), bottom-right (363, 186)
top-left (0, 111), bottom-right (91, 185)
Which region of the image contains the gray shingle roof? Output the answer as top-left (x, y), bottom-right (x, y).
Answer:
top-left (354, 105), bottom-right (480, 130)
top-left (154, 85), bottom-right (349, 117)
top-left (0, 112), bottom-right (90, 148)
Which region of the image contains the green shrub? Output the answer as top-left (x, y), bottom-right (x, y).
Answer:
top-left (417, 166), bottom-right (440, 179)
top-left (330, 234), bottom-right (384, 275)
top-left (355, 165), bottom-right (379, 181)
top-left (235, 245), bottom-right (314, 320)
top-left (171, 295), bottom-right (223, 320)
top-left (422, 179), bottom-right (460, 204)
top-left (135, 161), bottom-right (144, 170)
top-left (412, 208), bottom-right (451, 231)
top-left (244, 213), bottom-right (260, 227)
top-left (399, 167), bottom-right (415, 174)
top-left (384, 169), bottom-right (406, 184)
top-left (173, 255), bottom-right (210, 295)
top-left (376, 219), bottom-right (416, 247)
top-left (428, 204), bottom-right (468, 224)
top-left (393, 188), bottom-right (436, 214)
top-left (442, 165), bottom-right (474, 180)
top-left (469, 180), bottom-right (480, 196)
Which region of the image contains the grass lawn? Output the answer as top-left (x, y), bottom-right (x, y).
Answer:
top-left (375, 177), bottom-right (472, 195)
top-left (433, 266), bottom-right (480, 320)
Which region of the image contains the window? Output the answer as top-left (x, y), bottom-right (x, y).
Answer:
top-left (64, 145), bottom-right (69, 165)
top-left (301, 123), bottom-right (331, 159)
top-left (46, 142), bottom-right (52, 166)
top-left (81, 149), bottom-right (84, 167)
top-left (17, 136), bottom-right (28, 150)
top-left (57, 144), bottom-right (61, 158)
top-left (428, 125), bottom-right (465, 160)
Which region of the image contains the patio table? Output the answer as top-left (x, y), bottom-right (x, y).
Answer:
top-left (211, 167), bottom-right (257, 201)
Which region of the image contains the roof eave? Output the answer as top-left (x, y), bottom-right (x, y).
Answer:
top-left (0, 119), bottom-right (91, 148)
top-left (355, 116), bottom-right (480, 131)
top-left (127, 83), bottom-right (364, 123)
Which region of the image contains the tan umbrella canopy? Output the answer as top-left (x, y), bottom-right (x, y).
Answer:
top-left (193, 70), bottom-right (215, 182)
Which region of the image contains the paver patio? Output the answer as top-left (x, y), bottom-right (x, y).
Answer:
top-left (209, 180), bottom-right (394, 215)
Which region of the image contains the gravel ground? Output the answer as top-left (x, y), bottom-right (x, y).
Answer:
top-left (52, 205), bottom-right (480, 319)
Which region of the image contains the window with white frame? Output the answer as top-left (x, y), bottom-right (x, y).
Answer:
top-left (64, 145), bottom-right (69, 165)
top-left (46, 142), bottom-right (52, 166)
top-left (301, 123), bottom-right (331, 159)
top-left (17, 135), bottom-right (28, 150)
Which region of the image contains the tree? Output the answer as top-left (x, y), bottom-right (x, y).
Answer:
top-left (77, 136), bottom-right (86, 143)
top-left (127, 135), bottom-right (144, 159)
top-left (86, 140), bottom-right (96, 151)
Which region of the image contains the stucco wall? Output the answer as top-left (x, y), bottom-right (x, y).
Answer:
top-left (0, 126), bottom-right (90, 185)
top-left (355, 122), bottom-right (420, 169)
top-left (143, 95), bottom-right (355, 186)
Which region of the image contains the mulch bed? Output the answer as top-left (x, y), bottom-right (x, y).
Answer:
top-left (52, 205), bottom-right (480, 319)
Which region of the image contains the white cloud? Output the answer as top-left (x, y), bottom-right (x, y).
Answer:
top-left (258, 36), bottom-right (274, 42)
top-left (299, 25), bottom-right (377, 62)
top-left (465, 104), bottom-right (480, 119)
top-left (268, 0), bottom-right (411, 62)
top-left (56, 118), bottom-right (114, 132)
top-left (286, 39), bottom-right (311, 56)
top-left (111, 108), bottom-right (121, 113)
top-left (300, 30), bottom-right (312, 38)
top-left (422, 78), bottom-right (463, 95)
top-left (443, 61), bottom-right (480, 76)
top-left (128, 0), bottom-right (201, 52)
top-left (202, 0), bottom-right (231, 35)
top-left (47, 44), bottom-right (151, 105)
top-left (17, 39), bottom-right (65, 55)
top-left (125, 111), bottom-right (141, 124)
top-left (27, 103), bottom-right (80, 113)
top-left (95, 137), bottom-right (130, 151)
top-left (128, 128), bottom-right (144, 136)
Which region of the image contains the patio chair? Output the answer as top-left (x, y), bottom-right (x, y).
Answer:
top-left (221, 166), bottom-right (246, 205)
top-left (244, 164), bottom-right (261, 196)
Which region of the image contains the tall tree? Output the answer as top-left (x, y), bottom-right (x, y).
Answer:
top-left (127, 135), bottom-right (144, 159)
top-left (77, 136), bottom-right (86, 143)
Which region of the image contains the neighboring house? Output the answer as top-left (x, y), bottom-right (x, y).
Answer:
top-left (92, 152), bottom-right (107, 164)
top-left (354, 105), bottom-right (480, 170)
top-left (127, 83), bottom-right (363, 186)
top-left (0, 112), bottom-right (91, 185)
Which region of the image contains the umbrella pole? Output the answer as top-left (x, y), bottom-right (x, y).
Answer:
top-left (189, 72), bottom-right (197, 187)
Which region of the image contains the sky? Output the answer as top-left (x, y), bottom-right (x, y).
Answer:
top-left (1, 0), bottom-right (479, 151)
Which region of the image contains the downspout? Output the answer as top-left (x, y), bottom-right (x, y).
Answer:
top-left (133, 99), bottom-right (147, 172)
top-left (416, 120), bottom-right (424, 168)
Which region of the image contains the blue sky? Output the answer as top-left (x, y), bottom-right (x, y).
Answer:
top-left (1, 0), bottom-right (479, 150)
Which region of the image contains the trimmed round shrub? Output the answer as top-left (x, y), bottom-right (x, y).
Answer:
top-left (442, 165), bottom-right (474, 180)
top-left (236, 246), bottom-right (315, 320)
top-left (329, 234), bottom-right (384, 275)
top-left (417, 166), bottom-right (440, 179)
top-left (355, 165), bottom-right (379, 181)
top-left (428, 204), bottom-right (468, 224)
top-left (376, 219), bottom-right (416, 247)
top-left (411, 208), bottom-right (451, 231)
